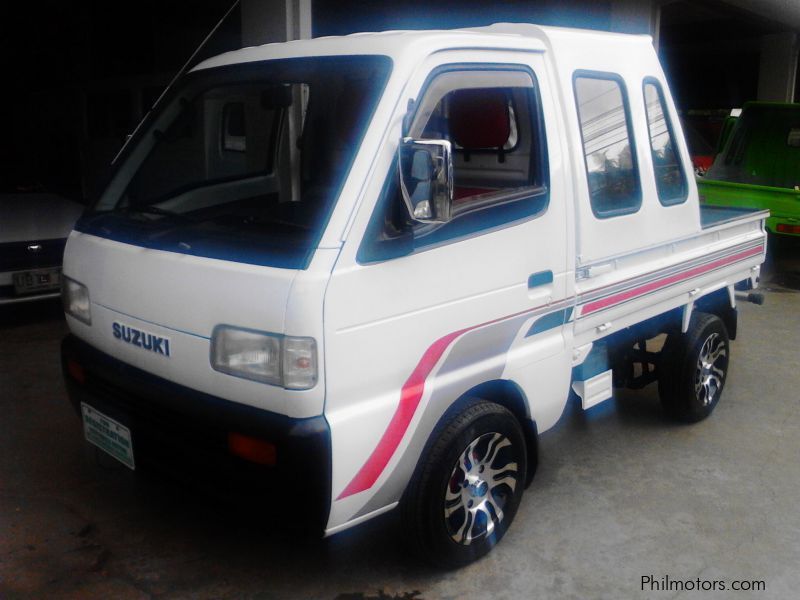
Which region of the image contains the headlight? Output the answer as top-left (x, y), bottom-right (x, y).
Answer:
top-left (62, 277), bottom-right (91, 325)
top-left (211, 326), bottom-right (317, 390)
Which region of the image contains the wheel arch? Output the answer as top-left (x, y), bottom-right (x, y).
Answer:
top-left (458, 379), bottom-right (539, 487)
top-left (658, 309), bottom-right (731, 422)
top-left (695, 288), bottom-right (738, 340)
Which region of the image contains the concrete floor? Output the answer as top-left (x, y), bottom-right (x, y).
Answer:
top-left (1, 243), bottom-right (799, 600)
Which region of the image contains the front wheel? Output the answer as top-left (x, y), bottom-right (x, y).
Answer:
top-left (402, 400), bottom-right (527, 567)
top-left (659, 312), bottom-right (730, 423)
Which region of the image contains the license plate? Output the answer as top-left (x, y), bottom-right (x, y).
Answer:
top-left (81, 403), bottom-right (135, 470)
top-left (12, 267), bottom-right (61, 295)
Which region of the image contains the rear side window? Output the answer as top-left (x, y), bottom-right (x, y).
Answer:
top-left (643, 80), bottom-right (687, 205)
top-left (707, 103), bottom-right (800, 189)
top-left (574, 74), bottom-right (641, 218)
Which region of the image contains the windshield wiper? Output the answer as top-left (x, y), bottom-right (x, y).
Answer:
top-left (120, 205), bottom-right (193, 221)
top-left (243, 215), bottom-right (311, 231)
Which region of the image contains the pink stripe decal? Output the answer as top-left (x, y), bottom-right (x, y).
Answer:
top-left (337, 303), bottom-right (548, 500)
top-left (337, 329), bottom-right (466, 499)
top-left (582, 246), bottom-right (763, 316)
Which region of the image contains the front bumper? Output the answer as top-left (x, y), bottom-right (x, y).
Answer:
top-left (61, 334), bottom-right (331, 534)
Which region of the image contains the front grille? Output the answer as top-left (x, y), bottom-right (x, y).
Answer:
top-left (84, 368), bottom-right (231, 457)
top-left (0, 238), bottom-right (67, 272)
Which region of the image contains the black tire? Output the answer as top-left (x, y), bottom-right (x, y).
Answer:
top-left (401, 399), bottom-right (527, 568)
top-left (658, 312), bottom-right (730, 423)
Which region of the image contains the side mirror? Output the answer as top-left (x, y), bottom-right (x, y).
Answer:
top-left (398, 138), bottom-right (453, 223)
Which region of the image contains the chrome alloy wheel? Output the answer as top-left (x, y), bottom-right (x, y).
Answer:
top-left (444, 432), bottom-right (519, 545)
top-left (694, 332), bottom-right (727, 406)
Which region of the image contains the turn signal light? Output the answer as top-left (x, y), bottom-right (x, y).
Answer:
top-left (776, 224), bottom-right (800, 235)
top-left (227, 432), bottom-right (277, 466)
top-left (66, 359), bottom-right (86, 384)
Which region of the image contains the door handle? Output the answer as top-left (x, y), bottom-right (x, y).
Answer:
top-left (528, 270), bottom-right (553, 289)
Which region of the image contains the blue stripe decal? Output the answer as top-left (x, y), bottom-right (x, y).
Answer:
top-left (525, 307), bottom-right (573, 337)
top-left (93, 302), bottom-right (211, 340)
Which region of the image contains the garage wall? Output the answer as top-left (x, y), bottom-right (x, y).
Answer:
top-left (758, 32), bottom-right (799, 102)
top-left (311, 0), bottom-right (614, 37)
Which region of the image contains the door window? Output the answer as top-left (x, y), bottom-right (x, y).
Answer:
top-left (359, 66), bottom-right (549, 262)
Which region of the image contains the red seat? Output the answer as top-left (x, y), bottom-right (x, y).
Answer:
top-left (454, 186), bottom-right (495, 202)
top-left (449, 89), bottom-right (510, 151)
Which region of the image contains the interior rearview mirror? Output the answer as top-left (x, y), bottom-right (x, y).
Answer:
top-left (261, 85), bottom-right (293, 109)
top-left (398, 138), bottom-right (453, 224)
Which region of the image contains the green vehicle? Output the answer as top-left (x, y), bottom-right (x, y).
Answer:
top-left (699, 102), bottom-right (800, 238)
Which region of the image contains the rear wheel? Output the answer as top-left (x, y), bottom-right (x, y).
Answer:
top-left (402, 400), bottom-right (526, 567)
top-left (659, 312), bottom-right (730, 422)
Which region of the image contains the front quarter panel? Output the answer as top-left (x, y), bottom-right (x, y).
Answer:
top-left (62, 230), bottom-right (326, 419)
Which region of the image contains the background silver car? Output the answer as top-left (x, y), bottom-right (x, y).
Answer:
top-left (1, 192), bottom-right (83, 305)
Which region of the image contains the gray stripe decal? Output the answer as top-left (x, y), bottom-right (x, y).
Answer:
top-left (353, 300), bottom-right (572, 519)
top-left (577, 239), bottom-right (763, 306)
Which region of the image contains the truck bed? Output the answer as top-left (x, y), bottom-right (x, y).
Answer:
top-left (700, 204), bottom-right (766, 229)
top-left (573, 207), bottom-right (767, 347)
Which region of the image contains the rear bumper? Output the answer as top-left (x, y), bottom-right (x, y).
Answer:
top-left (767, 216), bottom-right (800, 237)
top-left (0, 289), bottom-right (60, 305)
top-left (61, 334), bottom-right (331, 534)
top-left (0, 238), bottom-right (66, 303)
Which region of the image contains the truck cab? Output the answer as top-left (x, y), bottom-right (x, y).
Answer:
top-left (61, 24), bottom-right (766, 567)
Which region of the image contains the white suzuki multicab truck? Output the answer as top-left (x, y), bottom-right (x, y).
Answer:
top-left (61, 23), bottom-right (767, 566)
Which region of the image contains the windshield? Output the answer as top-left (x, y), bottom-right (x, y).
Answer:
top-left (80, 56), bottom-right (391, 268)
top-left (706, 104), bottom-right (800, 190)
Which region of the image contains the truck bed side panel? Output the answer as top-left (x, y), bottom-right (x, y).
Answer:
top-left (573, 210), bottom-right (767, 347)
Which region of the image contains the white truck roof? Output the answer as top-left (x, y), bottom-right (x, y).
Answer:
top-left (193, 23), bottom-right (654, 71)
